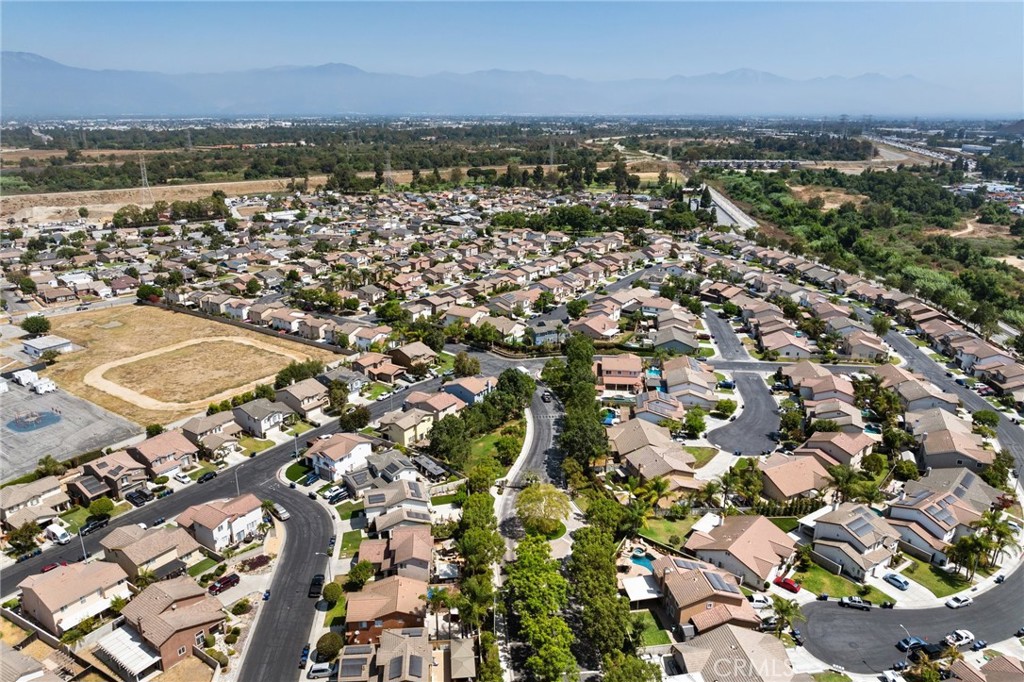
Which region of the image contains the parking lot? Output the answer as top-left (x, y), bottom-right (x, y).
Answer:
top-left (0, 380), bottom-right (140, 481)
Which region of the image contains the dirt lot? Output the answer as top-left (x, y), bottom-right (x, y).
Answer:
top-left (998, 256), bottom-right (1024, 274)
top-left (789, 184), bottom-right (866, 210)
top-left (925, 218), bottom-right (1010, 240)
top-left (46, 306), bottom-right (335, 425)
top-left (103, 339), bottom-right (303, 404)
top-left (0, 617), bottom-right (28, 645)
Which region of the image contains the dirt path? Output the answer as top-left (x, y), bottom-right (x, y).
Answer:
top-left (84, 336), bottom-right (306, 411)
top-left (951, 222), bottom-right (975, 237)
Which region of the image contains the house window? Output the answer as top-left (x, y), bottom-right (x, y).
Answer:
top-left (956, 459), bottom-right (963, 466)
top-left (374, 619), bottom-right (383, 627)
top-left (706, 602), bottom-right (714, 610)
top-left (195, 631), bottom-right (205, 647)
top-left (178, 646), bottom-right (187, 656)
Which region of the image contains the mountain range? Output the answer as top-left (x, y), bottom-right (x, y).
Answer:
top-left (0, 51), bottom-right (976, 118)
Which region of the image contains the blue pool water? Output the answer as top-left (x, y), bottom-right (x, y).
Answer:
top-left (647, 368), bottom-right (663, 377)
top-left (631, 554), bottom-right (655, 571)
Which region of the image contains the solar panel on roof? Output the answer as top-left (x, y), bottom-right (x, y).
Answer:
top-left (704, 571), bottom-right (740, 594)
top-left (368, 494), bottom-right (386, 504)
top-left (409, 482), bottom-right (422, 496)
top-left (409, 511), bottom-right (430, 520)
top-left (849, 518), bottom-right (874, 537)
top-left (673, 558), bottom-right (702, 570)
top-left (346, 645), bottom-right (373, 655)
top-left (409, 655), bottom-right (424, 678)
top-left (341, 659), bottom-right (367, 677)
top-left (388, 657), bottom-right (404, 680)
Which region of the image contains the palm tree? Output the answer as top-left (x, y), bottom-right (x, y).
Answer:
top-left (854, 486), bottom-right (885, 505)
top-left (718, 470), bottom-right (741, 507)
top-left (944, 645), bottom-right (964, 665)
top-left (910, 653), bottom-right (940, 682)
top-left (261, 499), bottom-right (276, 516)
top-left (36, 455), bottom-right (67, 477)
top-left (625, 498), bottom-right (653, 531)
top-left (134, 569), bottom-right (158, 589)
top-left (825, 465), bottom-right (858, 504)
top-left (642, 477), bottom-right (671, 510)
top-left (697, 480), bottom-right (721, 509)
top-left (769, 595), bottom-right (806, 638)
top-left (420, 588), bottom-right (450, 638)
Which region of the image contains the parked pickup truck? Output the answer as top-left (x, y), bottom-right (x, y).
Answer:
top-left (838, 596), bottom-right (872, 611)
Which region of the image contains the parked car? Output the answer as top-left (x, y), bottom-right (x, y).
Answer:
top-left (327, 490), bottom-right (348, 504)
top-left (884, 573), bottom-right (910, 591)
top-left (791, 628), bottom-right (804, 646)
top-left (263, 590), bottom-right (271, 601)
top-left (307, 662), bottom-right (337, 679)
top-left (197, 471), bottom-right (217, 484)
top-left (328, 535), bottom-right (336, 549)
top-left (79, 516), bottom-right (110, 536)
top-left (946, 595), bottom-right (973, 609)
top-left (308, 574), bottom-right (325, 598)
top-left (41, 561), bottom-right (68, 573)
top-left (323, 486), bottom-right (342, 500)
top-left (748, 594), bottom-right (772, 609)
top-left (125, 491), bottom-right (148, 507)
top-left (910, 644), bottom-right (947, 662)
top-left (970, 640), bottom-right (988, 652)
top-left (774, 576), bottom-right (801, 593)
top-left (208, 573), bottom-right (240, 595)
top-left (173, 472), bottom-right (191, 485)
top-left (299, 643), bottom-right (311, 668)
top-left (270, 503), bottom-right (290, 521)
top-left (945, 630), bottom-right (974, 648)
top-left (838, 596), bottom-right (872, 611)
top-left (896, 636), bottom-right (927, 652)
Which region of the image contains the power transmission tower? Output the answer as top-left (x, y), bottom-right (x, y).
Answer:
top-left (667, 140), bottom-right (673, 161)
top-left (80, 128), bottom-right (87, 149)
top-left (548, 140), bottom-right (555, 167)
top-left (139, 154), bottom-right (154, 204)
top-left (840, 114), bottom-right (849, 138)
top-left (864, 115), bottom-right (874, 133)
top-left (384, 152), bottom-right (395, 193)
top-left (185, 129), bottom-right (193, 151)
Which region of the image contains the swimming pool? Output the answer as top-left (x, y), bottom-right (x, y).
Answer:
top-left (647, 368), bottom-right (663, 378)
top-left (631, 553), bottom-right (655, 572)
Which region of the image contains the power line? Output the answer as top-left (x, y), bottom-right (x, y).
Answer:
top-left (139, 154), bottom-right (154, 204)
top-left (384, 151), bottom-right (395, 193)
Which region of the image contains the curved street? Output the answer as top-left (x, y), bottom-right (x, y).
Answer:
top-left (706, 372), bottom-right (779, 455)
top-left (802, 561), bottom-right (1024, 673)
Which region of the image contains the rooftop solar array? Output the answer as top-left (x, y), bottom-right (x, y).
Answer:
top-left (673, 558), bottom-right (703, 570)
top-left (408, 511), bottom-right (431, 521)
top-left (409, 482), bottom-right (422, 497)
top-left (340, 658), bottom-right (369, 678)
top-left (849, 513), bottom-right (875, 537)
top-left (368, 493), bottom-right (386, 505)
top-left (704, 570), bottom-right (741, 594)
top-left (346, 645), bottom-right (373, 655)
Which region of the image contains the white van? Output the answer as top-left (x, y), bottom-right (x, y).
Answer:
top-left (45, 525), bottom-right (71, 545)
top-left (307, 662), bottom-right (336, 679)
top-left (271, 503), bottom-right (290, 521)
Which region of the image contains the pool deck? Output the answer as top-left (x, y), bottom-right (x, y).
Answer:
top-left (617, 540), bottom-right (663, 589)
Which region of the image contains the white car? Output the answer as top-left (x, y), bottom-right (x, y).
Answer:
top-left (173, 472), bottom-right (191, 485)
top-left (748, 594), bottom-right (772, 609)
top-left (945, 630), bottom-right (974, 647)
top-left (945, 595), bottom-right (973, 609)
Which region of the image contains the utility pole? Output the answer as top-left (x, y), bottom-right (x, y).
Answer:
top-left (138, 154), bottom-right (153, 204)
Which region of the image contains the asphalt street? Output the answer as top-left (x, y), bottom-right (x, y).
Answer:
top-left (706, 373), bottom-right (779, 455)
top-left (802, 562), bottom-right (1024, 673)
top-left (704, 308), bottom-right (750, 361)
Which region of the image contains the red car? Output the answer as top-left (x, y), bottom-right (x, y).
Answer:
top-left (774, 576), bottom-right (801, 593)
top-left (41, 561), bottom-right (68, 573)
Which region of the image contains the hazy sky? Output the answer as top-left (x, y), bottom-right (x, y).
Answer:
top-left (3, 1), bottom-right (1022, 91)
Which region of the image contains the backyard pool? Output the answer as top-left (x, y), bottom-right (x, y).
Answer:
top-left (631, 551), bottom-right (655, 572)
top-left (647, 368), bottom-right (663, 378)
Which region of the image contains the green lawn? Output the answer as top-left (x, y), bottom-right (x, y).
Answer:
top-left (285, 463), bottom-right (312, 482)
top-left (59, 502), bottom-right (131, 533)
top-left (638, 516), bottom-right (698, 547)
top-left (288, 421), bottom-right (314, 436)
top-left (812, 673), bottom-right (852, 682)
top-left (770, 517), bottom-right (799, 533)
top-left (633, 610), bottom-right (671, 646)
top-left (791, 564), bottom-right (891, 603)
top-left (335, 501), bottom-right (364, 521)
top-left (324, 586), bottom-right (347, 627)
top-left (239, 436), bottom-right (273, 455)
top-left (339, 530), bottom-right (364, 558)
top-left (430, 493), bottom-right (460, 506)
top-left (435, 353), bottom-right (455, 373)
top-left (470, 430), bottom-right (503, 460)
top-left (903, 555), bottom-right (971, 598)
top-left (366, 382), bottom-right (391, 400)
top-left (189, 465), bottom-right (217, 481)
top-left (684, 447), bottom-right (719, 469)
top-left (188, 558), bottom-right (219, 577)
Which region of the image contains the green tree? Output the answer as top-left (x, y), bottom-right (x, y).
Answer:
top-left (769, 595), bottom-right (806, 638)
top-left (39, 349), bottom-right (61, 365)
top-left (566, 299), bottom-right (589, 320)
top-left (714, 399), bottom-right (738, 417)
top-left (145, 424), bottom-right (165, 438)
top-left (972, 409), bottom-right (1000, 428)
top-left (18, 277), bottom-right (37, 294)
top-left (110, 595), bottom-right (128, 613)
top-left (316, 632), bottom-right (343, 660)
top-left (809, 419), bottom-right (840, 435)
top-left (515, 482), bottom-right (570, 536)
top-left (88, 496), bottom-right (115, 518)
top-left (534, 291), bottom-right (556, 313)
top-left (8, 521), bottom-right (41, 552)
top-left (328, 379), bottom-right (349, 411)
top-left (872, 314), bottom-right (892, 337)
top-left (603, 652), bottom-right (663, 682)
top-left (20, 316), bottom-right (51, 336)
top-left (861, 453), bottom-right (886, 475)
top-left (322, 581), bottom-right (343, 604)
top-left (36, 454), bottom-right (67, 477)
top-left (453, 351), bottom-right (480, 378)
top-left (682, 407), bottom-right (707, 438)
top-left (345, 561), bottom-right (375, 591)
top-left (893, 460), bottom-right (920, 481)
top-left (245, 278), bottom-right (261, 295)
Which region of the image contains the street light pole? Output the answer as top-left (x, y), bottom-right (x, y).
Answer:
top-left (899, 623), bottom-right (911, 666)
top-left (78, 529), bottom-right (88, 562)
top-left (234, 467), bottom-right (241, 498)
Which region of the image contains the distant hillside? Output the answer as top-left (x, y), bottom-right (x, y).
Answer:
top-left (1, 51), bottom-right (964, 118)
top-left (998, 120), bottom-right (1024, 136)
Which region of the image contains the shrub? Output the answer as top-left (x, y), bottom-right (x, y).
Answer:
top-left (214, 564), bottom-right (227, 577)
top-left (153, 476), bottom-right (169, 485)
top-left (231, 626), bottom-right (241, 636)
top-left (240, 555), bottom-right (270, 572)
top-left (668, 535), bottom-right (682, 547)
top-left (322, 582), bottom-right (343, 605)
top-left (2, 598), bottom-right (20, 609)
top-left (204, 634), bottom-right (215, 648)
top-left (230, 599), bottom-right (251, 616)
top-left (224, 633), bottom-right (238, 645)
top-left (205, 649), bottom-right (229, 669)
top-left (200, 572), bottom-right (215, 584)
top-left (316, 632), bottom-right (343, 660)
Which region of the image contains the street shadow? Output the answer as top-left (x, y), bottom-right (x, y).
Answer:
top-left (500, 515), bottom-right (526, 541)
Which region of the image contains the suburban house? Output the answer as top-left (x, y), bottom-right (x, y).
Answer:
top-left (841, 330), bottom-right (888, 362)
top-left (388, 342), bottom-right (438, 369)
top-left (128, 430), bottom-right (199, 478)
top-left (440, 375), bottom-right (497, 405)
top-left (18, 562), bottom-right (131, 636)
top-left (897, 380), bottom-right (959, 413)
top-left (364, 480), bottom-right (431, 536)
top-left (668, 625), bottom-right (804, 682)
top-left (0, 476), bottom-right (71, 532)
top-left (622, 442), bottom-right (699, 499)
top-left (811, 503), bottom-right (901, 581)
top-left (402, 390), bottom-right (466, 419)
top-left (99, 525), bottom-right (203, 581)
top-left (757, 454), bottom-right (832, 503)
top-left (662, 357), bottom-right (718, 409)
top-left (232, 399), bottom-right (293, 438)
top-left (593, 354), bottom-right (645, 394)
top-left (113, 576), bottom-right (226, 674)
top-left (760, 330), bottom-right (813, 358)
top-left (355, 526), bottom-right (433, 582)
top-left (307, 433), bottom-right (374, 482)
top-left (175, 493), bottom-right (264, 552)
top-left (652, 326), bottom-right (700, 354)
top-left (649, 554), bottom-right (760, 633)
top-left (353, 352), bottom-right (407, 383)
top-left (684, 515), bottom-right (796, 588)
top-left (344, 576), bottom-right (428, 644)
top-left (920, 428), bottom-right (994, 471)
top-left (378, 408), bottom-right (435, 447)
top-left (633, 391), bottom-right (686, 425)
top-left (70, 450), bottom-right (149, 503)
top-left (794, 431), bottom-right (874, 469)
top-left (181, 411), bottom-right (242, 460)
top-left (0, 641), bottom-right (64, 682)
top-left (886, 487), bottom-right (980, 564)
top-left (371, 629), bottom-right (435, 682)
top-left (275, 377), bottom-right (329, 420)
top-left (365, 450), bottom-right (420, 485)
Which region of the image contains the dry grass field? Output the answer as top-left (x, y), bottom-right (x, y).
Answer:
top-left (46, 305), bottom-right (335, 425)
top-left (789, 184), bottom-right (866, 210)
top-left (103, 339), bottom-right (298, 404)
